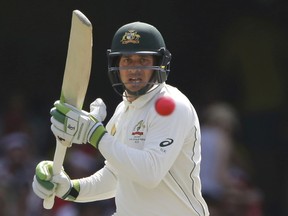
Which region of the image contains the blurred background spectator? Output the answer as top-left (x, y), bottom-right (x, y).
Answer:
top-left (200, 102), bottom-right (263, 216)
top-left (200, 102), bottom-right (239, 215)
top-left (0, 132), bottom-right (41, 216)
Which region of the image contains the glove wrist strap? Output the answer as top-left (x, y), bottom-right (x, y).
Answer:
top-left (62, 180), bottom-right (80, 201)
top-left (89, 123), bottom-right (107, 148)
top-left (68, 187), bottom-right (79, 200)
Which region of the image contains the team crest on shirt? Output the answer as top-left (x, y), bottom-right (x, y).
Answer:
top-left (129, 120), bottom-right (146, 144)
top-left (132, 120), bottom-right (145, 136)
top-left (121, 30), bottom-right (140, 44)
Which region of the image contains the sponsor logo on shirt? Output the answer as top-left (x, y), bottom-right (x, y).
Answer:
top-left (160, 138), bottom-right (174, 147)
top-left (159, 138), bottom-right (174, 153)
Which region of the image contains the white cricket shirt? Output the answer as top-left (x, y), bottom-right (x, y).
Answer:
top-left (76, 83), bottom-right (209, 216)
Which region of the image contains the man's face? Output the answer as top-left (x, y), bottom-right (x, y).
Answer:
top-left (119, 54), bottom-right (154, 93)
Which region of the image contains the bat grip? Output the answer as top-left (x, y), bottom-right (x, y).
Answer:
top-left (43, 140), bottom-right (67, 209)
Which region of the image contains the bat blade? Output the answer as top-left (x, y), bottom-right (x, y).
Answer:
top-left (43, 10), bottom-right (92, 209)
top-left (60, 10), bottom-right (92, 109)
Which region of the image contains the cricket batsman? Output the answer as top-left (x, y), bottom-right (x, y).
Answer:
top-left (32, 21), bottom-right (209, 216)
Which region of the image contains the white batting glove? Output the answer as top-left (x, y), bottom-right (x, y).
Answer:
top-left (50, 100), bottom-right (107, 148)
top-left (32, 161), bottom-right (80, 201)
top-left (90, 98), bottom-right (107, 122)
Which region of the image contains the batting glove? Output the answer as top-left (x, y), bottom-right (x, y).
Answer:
top-left (50, 100), bottom-right (107, 148)
top-left (90, 98), bottom-right (107, 122)
top-left (32, 161), bottom-right (80, 201)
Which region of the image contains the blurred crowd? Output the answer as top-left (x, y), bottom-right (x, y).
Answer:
top-left (0, 95), bottom-right (116, 216)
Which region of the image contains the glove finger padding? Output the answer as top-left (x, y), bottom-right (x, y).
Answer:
top-left (32, 160), bottom-right (73, 200)
top-left (32, 175), bottom-right (56, 199)
top-left (32, 161), bottom-right (57, 199)
top-left (50, 100), bottom-right (107, 148)
top-left (51, 124), bottom-right (74, 147)
top-left (50, 114), bottom-right (65, 131)
top-left (50, 107), bottom-right (80, 137)
top-left (51, 101), bottom-right (92, 145)
top-left (36, 160), bottom-right (54, 181)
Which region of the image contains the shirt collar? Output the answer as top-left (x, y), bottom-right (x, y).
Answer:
top-left (123, 83), bottom-right (165, 109)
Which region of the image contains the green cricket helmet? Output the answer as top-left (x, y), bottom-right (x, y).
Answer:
top-left (107, 21), bottom-right (171, 97)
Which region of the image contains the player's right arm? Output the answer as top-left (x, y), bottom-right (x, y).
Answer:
top-left (32, 160), bottom-right (117, 202)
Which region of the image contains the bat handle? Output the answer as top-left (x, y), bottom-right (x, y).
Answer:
top-left (43, 194), bottom-right (55, 209)
top-left (43, 140), bottom-right (67, 209)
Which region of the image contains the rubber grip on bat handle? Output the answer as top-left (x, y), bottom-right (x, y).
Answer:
top-left (43, 140), bottom-right (67, 209)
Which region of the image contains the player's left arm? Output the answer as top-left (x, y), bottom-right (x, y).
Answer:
top-left (99, 98), bottom-right (195, 187)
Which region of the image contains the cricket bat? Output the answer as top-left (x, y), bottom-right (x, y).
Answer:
top-left (43, 10), bottom-right (93, 209)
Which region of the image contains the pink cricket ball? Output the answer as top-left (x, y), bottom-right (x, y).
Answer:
top-left (155, 96), bottom-right (175, 116)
